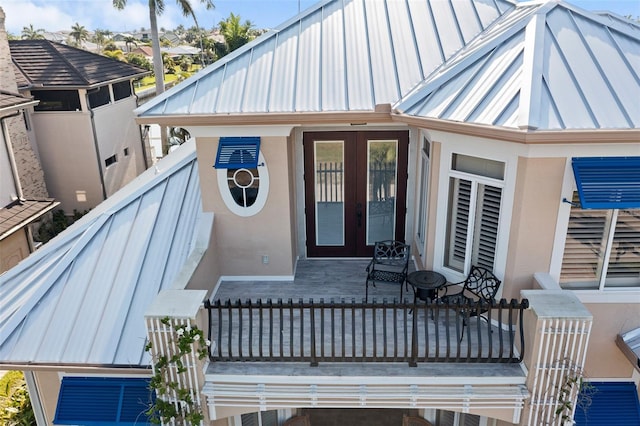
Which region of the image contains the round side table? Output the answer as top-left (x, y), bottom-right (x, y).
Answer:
top-left (406, 270), bottom-right (447, 303)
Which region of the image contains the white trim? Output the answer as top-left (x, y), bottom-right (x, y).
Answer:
top-left (219, 275), bottom-right (295, 282)
top-left (217, 152), bottom-right (269, 217)
top-left (23, 371), bottom-right (47, 426)
top-left (185, 125), bottom-right (295, 138)
top-left (549, 158), bottom-right (573, 282)
top-left (571, 290), bottom-right (640, 304)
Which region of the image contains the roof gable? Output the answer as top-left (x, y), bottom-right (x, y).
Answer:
top-left (394, 1), bottom-right (640, 130)
top-left (9, 40), bottom-right (149, 89)
top-left (137, 0), bottom-right (515, 117)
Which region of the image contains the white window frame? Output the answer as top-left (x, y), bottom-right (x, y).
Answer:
top-left (217, 151), bottom-right (269, 217)
top-left (444, 167), bottom-right (505, 276)
top-left (415, 135), bottom-right (431, 257)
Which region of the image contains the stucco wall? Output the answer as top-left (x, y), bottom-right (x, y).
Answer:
top-left (197, 136), bottom-right (295, 277)
top-left (503, 157), bottom-right (566, 300)
top-left (93, 98), bottom-right (147, 197)
top-left (0, 228), bottom-right (29, 273)
top-left (583, 303), bottom-right (640, 378)
top-left (31, 112), bottom-right (103, 212)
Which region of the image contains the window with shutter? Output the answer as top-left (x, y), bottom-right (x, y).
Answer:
top-left (561, 194), bottom-right (640, 289)
top-left (445, 154), bottom-right (504, 275)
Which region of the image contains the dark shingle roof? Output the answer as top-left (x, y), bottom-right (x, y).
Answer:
top-left (0, 91), bottom-right (34, 112)
top-left (0, 198), bottom-right (59, 240)
top-left (9, 40), bottom-right (150, 89)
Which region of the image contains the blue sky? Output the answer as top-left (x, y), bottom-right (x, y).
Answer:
top-left (2, 0), bottom-right (639, 35)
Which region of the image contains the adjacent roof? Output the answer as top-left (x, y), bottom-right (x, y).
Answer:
top-left (0, 91), bottom-right (36, 114)
top-left (0, 198), bottom-right (59, 241)
top-left (137, 0), bottom-right (515, 116)
top-left (136, 0), bottom-right (640, 131)
top-left (9, 40), bottom-right (150, 89)
top-left (0, 141), bottom-right (207, 367)
top-left (395, 1), bottom-right (640, 130)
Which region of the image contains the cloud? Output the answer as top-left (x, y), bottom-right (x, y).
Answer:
top-left (3, 2), bottom-right (75, 34)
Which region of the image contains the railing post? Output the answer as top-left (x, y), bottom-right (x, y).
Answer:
top-left (310, 299), bottom-right (318, 366)
top-left (519, 290), bottom-right (592, 426)
top-left (409, 301), bottom-right (418, 367)
top-left (145, 289), bottom-right (209, 426)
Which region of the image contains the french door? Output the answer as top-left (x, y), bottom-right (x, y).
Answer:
top-left (304, 131), bottom-right (408, 257)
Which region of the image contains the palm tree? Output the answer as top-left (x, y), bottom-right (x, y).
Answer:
top-left (124, 36), bottom-right (138, 53)
top-left (113, 0), bottom-right (214, 97)
top-left (218, 13), bottom-right (255, 54)
top-left (93, 29), bottom-right (109, 52)
top-left (21, 24), bottom-right (45, 40)
top-left (69, 22), bottom-right (89, 47)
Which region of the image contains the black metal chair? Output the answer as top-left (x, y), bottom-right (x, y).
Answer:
top-left (437, 265), bottom-right (502, 339)
top-left (365, 240), bottom-right (410, 302)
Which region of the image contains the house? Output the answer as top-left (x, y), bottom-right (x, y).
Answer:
top-left (0, 9), bottom-right (57, 273)
top-left (9, 38), bottom-right (152, 213)
top-left (1, 1), bottom-right (639, 425)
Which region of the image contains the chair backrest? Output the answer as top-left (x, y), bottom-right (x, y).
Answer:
top-left (373, 240), bottom-right (410, 267)
top-left (462, 265), bottom-right (502, 301)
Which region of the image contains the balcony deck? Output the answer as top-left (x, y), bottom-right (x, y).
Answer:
top-left (208, 259), bottom-right (526, 376)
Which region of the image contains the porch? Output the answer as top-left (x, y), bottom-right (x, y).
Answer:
top-left (200, 260), bottom-right (530, 423)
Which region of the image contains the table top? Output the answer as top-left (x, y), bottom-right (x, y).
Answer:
top-left (406, 270), bottom-right (447, 290)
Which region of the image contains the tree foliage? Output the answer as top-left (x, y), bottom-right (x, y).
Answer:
top-left (0, 371), bottom-right (36, 426)
top-left (21, 24), bottom-right (44, 40)
top-left (218, 12), bottom-right (255, 55)
top-left (69, 22), bottom-right (89, 47)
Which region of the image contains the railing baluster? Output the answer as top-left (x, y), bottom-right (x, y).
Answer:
top-left (206, 298), bottom-right (529, 365)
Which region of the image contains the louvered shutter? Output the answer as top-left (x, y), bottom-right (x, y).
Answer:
top-left (446, 178), bottom-right (472, 272)
top-left (606, 209), bottom-right (640, 283)
top-left (241, 412), bottom-right (259, 426)
top-left (574, 382), bottom-right (640, 425)
top-left (473, 184), bottom-right (501, 270)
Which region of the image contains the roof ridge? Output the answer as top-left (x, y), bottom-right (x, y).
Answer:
top-left (45, 41), bottom-right (92, 86)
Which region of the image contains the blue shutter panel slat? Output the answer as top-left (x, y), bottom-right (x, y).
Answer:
top-left (214, 137), bottom-right (261, 169)
top-left (572, 157), bottom-right (640, 209)
top-left (54, 377), bottom-right (153, 425)
top-left (574, 382), bottom-right (640, 426)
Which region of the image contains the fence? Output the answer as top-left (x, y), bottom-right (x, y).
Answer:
top-left (204, 298), bottom-right (528, 367)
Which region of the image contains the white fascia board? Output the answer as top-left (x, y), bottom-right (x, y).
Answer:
top-left (185, 125), bottom-right (295, 138)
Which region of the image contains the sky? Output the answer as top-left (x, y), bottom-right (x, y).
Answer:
top-left (2, 0), bottom-right (639, 35)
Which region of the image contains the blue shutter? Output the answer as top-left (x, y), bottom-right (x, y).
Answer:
top-left (54, 377), bottom-right (154, 425)
top-left (572, 157), bottom-right (640, 209)
top-left (574, 381), bottom-right (640, 426)
top-left (214, 137), bottom-right (261, 169)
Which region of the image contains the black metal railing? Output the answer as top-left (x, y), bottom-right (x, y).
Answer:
top-left (204, 298), bottom-right (528, 367)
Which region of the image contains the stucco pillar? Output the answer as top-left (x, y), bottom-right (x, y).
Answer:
top-left (519, 290), bottom-right (592, 426)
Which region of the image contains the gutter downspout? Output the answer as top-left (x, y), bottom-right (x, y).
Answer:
top-left (85, 89), bottom-right (108, 201)
top-left (23, 371), bottom-right (47, 426)
top-left (132, 81), bottom-right (151, 168)
top-left (1, 110), bottom-right (25, 200)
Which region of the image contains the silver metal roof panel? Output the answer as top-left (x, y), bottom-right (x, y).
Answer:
top-left (136, 0), bottom-right (515, 117)
top-left (0, 142), bottom-right (205, 367)
top-left (395, 2), bottom-right (640, 130)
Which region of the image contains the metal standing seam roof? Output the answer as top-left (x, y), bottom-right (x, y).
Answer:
top-left (9, 40), bottom-right (150, 89)
top-left (136, 0), bottom-right (515, 117)
top-left (0, 141), bottom-right (205, 367)
top-left (394, 1), bottom-right (640, 130)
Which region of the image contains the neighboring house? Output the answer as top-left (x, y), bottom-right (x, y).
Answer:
top-left (8, 38), bottom-right (152, 213)
top-left (1, 1), bottom-right (639, 426)
top-left (130, 45), bottom-right (154, 61)
top-left (162, 45), bottom-right (200, 60)
top-left (0, 9), bottom-right (57, 273)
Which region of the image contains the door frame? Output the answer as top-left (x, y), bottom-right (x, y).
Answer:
top-left (303, 130), bottom-right (409, 258)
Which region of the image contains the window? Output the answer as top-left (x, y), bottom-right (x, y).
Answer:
top-left (216, 137), bottom-right (269, 217)
top-left (445, 154), bottom-right (504, 274)
top-left (113, 81), bottom-right (133, 101)
top-left (32, 90), bottom-right (81, 112)
top-left (123, 147), bottom-right (129, 156)
top-left (560, 193), bottom-right (640, 290)
top-left (416, 136), bottom-right (431, 255)
top-left (240, 410), bottom-right (278, 426)
top-left (88, 85), bottom-right (111, 108)
top-left (105, 154), bottom-right (117, 167)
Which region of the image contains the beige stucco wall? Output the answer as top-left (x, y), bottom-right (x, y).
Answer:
top-left (93, 98), bottom-right (148, 197)
top-left (0, 228), bottom-right (29, 273)
top-left (31, 111), bottom-right (104, 212)
top-left (196, 135), bottom-right (296, 277)
top-left (503, 157), bottom-right (566, 300)
top-left (583, 303), bottom-right (640, 378)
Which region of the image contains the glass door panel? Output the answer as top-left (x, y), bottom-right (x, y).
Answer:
top-left (366, 140), bottom-right (398, 245)
top-left (314, 141), bottom-right (344, 246)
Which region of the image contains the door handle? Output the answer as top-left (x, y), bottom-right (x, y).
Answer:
top-left (356, 203), bottom-right (362, 227)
